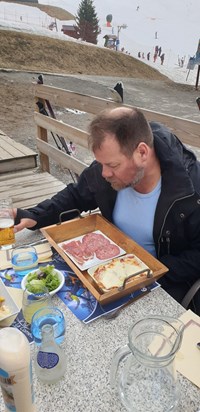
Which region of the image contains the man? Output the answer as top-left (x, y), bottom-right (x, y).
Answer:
top-left (14, 107), bottom-right (200, 311)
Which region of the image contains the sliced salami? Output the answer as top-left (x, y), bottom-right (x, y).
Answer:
top-left (82, 232), bottom-right (110, 253)
top-left (61, 240), bottom-right (85, 264)
top-left (95, 243), bottom-right (120, 260)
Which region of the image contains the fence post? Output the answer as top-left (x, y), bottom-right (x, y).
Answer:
top-left (37, 125), bottom-right (50, 172)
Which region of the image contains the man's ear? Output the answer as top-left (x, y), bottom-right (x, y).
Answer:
top-left (135, 142), bottom-right (149, 160)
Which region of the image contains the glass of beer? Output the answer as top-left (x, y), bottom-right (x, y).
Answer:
top-left (0, 198), bottom-right (15, 250)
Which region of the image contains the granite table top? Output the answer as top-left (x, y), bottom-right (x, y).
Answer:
top-left (0, 229), bottom-right (199, 412)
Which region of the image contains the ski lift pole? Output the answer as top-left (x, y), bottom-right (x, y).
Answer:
top-left (195, 65), bottom-right (200, 90)
top-left (186, 69), bottom-right (190, 81)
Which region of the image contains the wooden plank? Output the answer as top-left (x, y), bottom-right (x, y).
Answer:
top-left (34, 84), bottom-right (200, 147)
top-left (34, 84), bottom-right (118, 115)
top-left (0, 169), bottom-right (66, 208)
top-left (0, 156), bottom-right (37, 173)
top-left (0, 171), bottom-right (62, 189)
top-left (37, 125), bottom-right (49, 172)
top-left (0, 169), bottom-right (41, 182)
top-left (138, 108), bottom-right (200, 142)
top-left (0, 178), bottom-right (64, 195)
top-left (0, 135), bottom-right (37, 157)
top-left (34, 112), bottom-right (89, 148)
top-left (36, 138), bottom-right (87, 175)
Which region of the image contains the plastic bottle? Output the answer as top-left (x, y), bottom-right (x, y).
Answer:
top-left (34, 324), bottom-right (66, 384)
top-left (0, 327), bottom-right (36, 412)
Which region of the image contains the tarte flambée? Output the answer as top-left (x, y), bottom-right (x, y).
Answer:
top-left (88, 254), bottom-right (152, 292)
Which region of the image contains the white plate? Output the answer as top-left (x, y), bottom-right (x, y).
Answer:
top-left (21, 268), bottom-right (65, 296)
top-left (0, 278), bottom-right (20, 322)
top-left (58, 230), bottom-right (126, 271)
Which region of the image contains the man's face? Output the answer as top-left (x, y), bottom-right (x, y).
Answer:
top-left (94, 134), bottom-right (145, 191)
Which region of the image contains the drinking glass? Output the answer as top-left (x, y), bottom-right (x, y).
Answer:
top-left (11, 246), bottom-right (38, 276)
top-left (22, 286), bottom-right (51, 325)
top-left (0, 198), bottom-right (15, 250)
top-left (31, 306), bottom-right (66, 345)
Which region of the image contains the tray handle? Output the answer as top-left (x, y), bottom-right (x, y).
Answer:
top-left (57, 209), bottom-right (82, 225)
top-left (118, 268), bottom-right (152, 291)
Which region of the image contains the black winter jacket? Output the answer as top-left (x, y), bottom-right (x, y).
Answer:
top-left (16, 122), bottom-right (200, 295)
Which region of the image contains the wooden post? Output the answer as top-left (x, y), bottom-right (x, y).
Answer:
top-left (195, 65), bottom-right (200, 90)
top-left (35, 96), bottom-right (50, 173)
top-left (37, 125), bottom-right (50, 172)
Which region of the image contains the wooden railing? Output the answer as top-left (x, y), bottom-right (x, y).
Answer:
top-left (34, 83), bottom-right (200, 177)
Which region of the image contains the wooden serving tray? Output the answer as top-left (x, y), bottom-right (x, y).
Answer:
top-left (41, 214), bottom-right (168, 305)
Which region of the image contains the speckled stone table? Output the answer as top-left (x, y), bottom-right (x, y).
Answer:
top-left (0, 229), bottom-right (200, 412)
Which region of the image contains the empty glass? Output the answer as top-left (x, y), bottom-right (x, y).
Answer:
top-left (22, 285), bottom-right (51, 324)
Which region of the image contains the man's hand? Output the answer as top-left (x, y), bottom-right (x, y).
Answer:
top-left (13, 208), bottom-right (37, 232)
top-left (14, 218), bottom-right (37, 233)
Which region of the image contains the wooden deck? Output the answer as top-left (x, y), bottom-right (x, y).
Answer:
top-left (0, 169), bottom-right (65, 208)
top-left (0, 130), bottom-right (66, 209)
top-left (0, 130), bottom-right (37, 173)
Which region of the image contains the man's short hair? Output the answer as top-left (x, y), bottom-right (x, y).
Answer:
top-left (88, 107), bottom-right (153, 156)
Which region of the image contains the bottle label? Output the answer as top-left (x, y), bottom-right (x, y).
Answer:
top-left (0, 364), bottom-right (34, 412)
top-left (0, 368), bottom-right (17, 411)
top-left (37, 351), bottom-right (59, 369)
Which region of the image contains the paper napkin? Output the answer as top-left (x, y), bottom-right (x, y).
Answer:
top-left (176, 310), bottom-right (200, 388)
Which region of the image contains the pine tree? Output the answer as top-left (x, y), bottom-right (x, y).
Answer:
top-left (75, 0), bottom-right (100, 44)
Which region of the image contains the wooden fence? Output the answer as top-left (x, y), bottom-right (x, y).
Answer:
top-left (34, 83), bottom-right (200, 177)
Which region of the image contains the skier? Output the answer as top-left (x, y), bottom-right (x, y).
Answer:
top-left (153, 52), bottom-right (158, 63)
top-left (160, 53), bottom-right (165, 65)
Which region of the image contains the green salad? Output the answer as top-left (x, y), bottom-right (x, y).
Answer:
top-left (25, 265), bottom-right (60, 293)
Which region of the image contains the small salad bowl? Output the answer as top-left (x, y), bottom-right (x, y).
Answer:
top-left (21, 265), bottom-right (65, 296)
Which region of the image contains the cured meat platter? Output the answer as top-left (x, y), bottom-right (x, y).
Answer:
top-left (58, 230), bottom-right (126, 270)
top-left (41, 213), bottom-right (168, 304)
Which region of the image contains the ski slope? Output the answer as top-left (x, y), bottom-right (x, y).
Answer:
top-left (0, 0), bottom-right (199, 86)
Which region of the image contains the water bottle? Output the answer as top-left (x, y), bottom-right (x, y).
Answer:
top-left (34, 324), bottom-right (66, 384)
top-left (0, 327), bottom-right (36, 412)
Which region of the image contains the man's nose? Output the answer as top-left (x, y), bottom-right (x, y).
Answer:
top-left (102, 165), bottom-right (113, 178)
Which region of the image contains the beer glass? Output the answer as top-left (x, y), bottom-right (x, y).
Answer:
top-left (0, 198), bottom-right (15, 250)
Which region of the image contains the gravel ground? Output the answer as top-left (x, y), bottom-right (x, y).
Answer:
top-left (0, 70), bottom-right (200, 184)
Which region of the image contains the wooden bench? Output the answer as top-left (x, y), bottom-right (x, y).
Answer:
top-left (34, 83), bottom-right (200, 176)
top-left (0, 130), bottom-right (37, 173)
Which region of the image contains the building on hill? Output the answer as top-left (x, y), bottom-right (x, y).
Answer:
top-left (61, 24), bottom-right (79, 39)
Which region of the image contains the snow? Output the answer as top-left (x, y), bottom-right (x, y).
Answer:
top-left (0, 0), bottom-right (199, 86)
